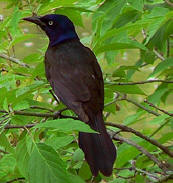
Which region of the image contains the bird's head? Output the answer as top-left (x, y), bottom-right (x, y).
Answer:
top-left (23, 14), bottom-right (79, 46)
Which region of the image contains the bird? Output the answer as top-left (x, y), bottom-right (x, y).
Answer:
top-left (23, 14), bottom-right (116, 177)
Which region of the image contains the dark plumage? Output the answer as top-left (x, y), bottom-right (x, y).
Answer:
top-left (23, 14), bottom-right (116, 176)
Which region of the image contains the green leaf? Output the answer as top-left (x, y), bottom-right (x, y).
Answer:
top-left (38, 0), bottom-right (78, 14)
top-left (73, 148), bottom-right (84, 162)
top-left (34, 119), bottom-right (97, 133)
top-left (16, 138), bottom-right (31, 177)
top-left (159, 132), bottom-right (173, 144)
top-left (94, 39), bottom-right (147, 54)
top-left (123, 111), bottom-right (145, 125)
top-left (116, 143), bottom-right (139, 168)
top-left (28, 143), bottom-right (84, 183)
top-left (78, 162), bottom-right (92, 180)
top-left (55, 7), bottom-right (84, 26)
top-left (145, 7), bottom-right (169, 18)
top-left (23, 53), bottom-right (41, 64)
top-left (13, 100), bottom-right (30, 110)
top-left (109, 85), bottom-right (146, 95)
top-left (3, 98), bottom-right (9, 112)
top-left (99, 0), bottom-right (126, 35)
top-left (9, 6), bottom-right (21, 36)
top-left (141, 50), bottom-right (156, 64)
top-left (148, 83), bottom-right (169, 104)
top-left (0, 133), bottom-right (14, 153)
top-left (16, 81), bottom-right (45, 97)
top-left (114, 9), bottom-right (141, 29)
top-left (9, 34), bottom-right (36, 49)
top-left (149, 114), bottom-right (169, 125)
top-left (46, 136), bottom-right (74, 150)
top-left (147, 20), bottom-right (173, 51)
top-left (149, 58), bottom-right (173, 77)
top-left (127, 0), bottom-right (144, 12)
top-left (0, 154), bottom-right (16, 180)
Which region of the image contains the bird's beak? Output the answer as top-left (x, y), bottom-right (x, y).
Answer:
top-left (23, 16), bottom-right (46, 27)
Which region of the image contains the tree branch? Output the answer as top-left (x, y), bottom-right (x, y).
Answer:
top-left (153, 49), bottom-right (165, 61)
top-left (113, 134), bottom-right (168, 171)
top-left (0, 53), bottom-right (30, 68)
top-left (144, 100), bottom-right (173, 117)
top-left (49, 89), bottom-right (60, 103)
top-left (4, 124), bottom-right (35, 129)
top-left (149, 120), bottom-right (170, 137)
top-left (106, 79), bottom-right (173, 85)
top-left (30, 105), bottom-right (54, 112)
top-left (106, 122), bottom-right (173, 158)
top-left (6, 177), bottom-right (25, 183)
top-left (122, 98), bottom-right (160, 116)
top-left (1, 108), bottom-right (172, 157)
top-left (155, 174), bottom-right (173, 183)
top-left (0, 149), bottom-right (9, 154)
top-left (165, 0), bottom-right (173, 7)
top-left (0, 109), bottom-right (78, 119)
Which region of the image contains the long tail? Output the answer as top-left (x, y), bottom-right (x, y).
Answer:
top-left (78, 111), bottom-right (116, 176)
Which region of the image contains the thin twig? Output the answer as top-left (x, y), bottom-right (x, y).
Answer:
top-left (144, 100), bottom-right (173, 117)
top-left (167, 39), bottom-right (170, 57)
top-left (0, 53), bottom-right (30, 68)
top-left (0, 149), bottom-right (9, 154)
top-left (135, 168), bottom-right (159, 180)
top-left (0, 109), bottom-right (78, 120)
top-left (106, 80), bottom-right (173, 85)
top-left (113, 134), bottom-right (167, 171)
top-left (165, 0), bottom-right (173, 7)
top-left (153, 49), bottom-right (165, 61)
top-left (106, 122), bottom-right (173, 157)
top-left (123, 98), bottom-right (160, 116)
top-left (4, 124), bottom-right (35, 129)
top-left (6, 177), bottom-right (25, 183)
top-left (30, 105), bottom-right (54, 112)
top-left (104, 97), bottom-right (160, 117)
top-left (49, 89), bottom-right (60, 103)
top-left (149, 119), bottom-right (171, 137)
top-left (155, 174), bottom-right (173, 183)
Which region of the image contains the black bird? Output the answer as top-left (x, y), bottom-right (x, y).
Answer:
top-left (23, 14), bottom-right (116, 176)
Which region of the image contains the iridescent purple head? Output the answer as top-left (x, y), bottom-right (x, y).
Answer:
top-left (23, 14), bottom-right (79, 46)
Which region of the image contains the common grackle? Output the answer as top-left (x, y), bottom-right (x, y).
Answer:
top-left (23, 14), bottom-right (116, 176)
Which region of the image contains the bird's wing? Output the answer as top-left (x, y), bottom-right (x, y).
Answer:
top-left (45, 41), bottom-right (104, 121)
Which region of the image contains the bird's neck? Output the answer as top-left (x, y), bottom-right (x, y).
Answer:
top-left (48, 30), bottom-right (79, 46)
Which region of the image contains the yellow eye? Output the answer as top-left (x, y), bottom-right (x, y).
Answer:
top-left (48, 21), bottom-right (53, 25)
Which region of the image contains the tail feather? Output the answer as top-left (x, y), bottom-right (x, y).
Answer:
top-left (78, 111), bottom-right (116, 176)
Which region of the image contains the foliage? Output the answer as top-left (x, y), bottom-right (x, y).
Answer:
top-left (0, 0), bottom-right (173, 182)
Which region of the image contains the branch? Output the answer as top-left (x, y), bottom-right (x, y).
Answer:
top-left (155, 174), bottom-right (173, 183)
top-left (105, 96), bottom-right (160, 116)
top-left (6, 177), bottom-right (25, 183)
top-left (0, 149), bottom-right (9, 154)
top-left (30, 105), bottom-right (54, 112)
top-left (1, 108), bottom-right (172, 157)
top-left (106, 122), bottom-right (173, 157)
top-left (144, 100), bottom-right (173, 117)
top-left (153, 49), bottom-right (165, 61)
top-left (4, 124), bottom-right (35, 129)
top-left (0, 53), bottom-right (30, 68)
top-left (49, 89), bottom-right (60, 103)
top-left (113, 134), bottom-right (167, 171)
top-left (150, 120), bottom-right (170, 137)
top-left (0, 109), bottom-right (78, 119)
top-left (165, 0), bottom-right (173, 7)
top-left (122, 98), bottom-right (160, 116)
top-left (106, 80), bottom-right (173, 85)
